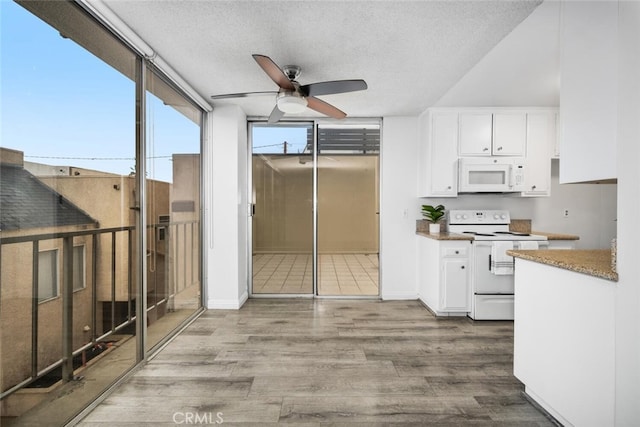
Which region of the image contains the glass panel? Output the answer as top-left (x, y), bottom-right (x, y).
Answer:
top-left (469, 170), bottom-right (506, 185)
top-left (251, 123), bottom-right (314, 294)
top-left (38, 250), bottom-right (59, 302)
top-left (72, 246), bottom-right (86, 291)
top-left (1, 1), bottom-right (137, 424)
top-left (317, 125), bottom-right (380, 296)
top-left (144, 69), bottom-right (202, 352)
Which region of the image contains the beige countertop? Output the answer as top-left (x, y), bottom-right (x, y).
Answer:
top-left (416, 230), bottom-right (579, 242)
top-left (416, 231), bottom-right (473, 241)
top-left (507, 249), bottom-right (618, 282)
top-left (531, 231), bottom-right (580, 241)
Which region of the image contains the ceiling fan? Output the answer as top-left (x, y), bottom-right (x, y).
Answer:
top-left (211, 54), bottom-right (367, 123)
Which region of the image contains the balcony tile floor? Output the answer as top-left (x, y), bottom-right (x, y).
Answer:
top-left (252, 254), bottom-right (379, 296)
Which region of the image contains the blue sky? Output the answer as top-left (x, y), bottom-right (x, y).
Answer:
top-left (252, 126), bottom-right (310, 154)
top-left (0, 0), bottom-right (199, 182)
top-left (1, 0), bottom-right (312, 183)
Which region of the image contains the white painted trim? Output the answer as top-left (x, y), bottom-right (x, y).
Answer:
top-left (207, 291), bottom-right (248, 310)
top-left (381, 294), bottom-right (418, 301)
top-left (78, 0), bottom-right (212, 112)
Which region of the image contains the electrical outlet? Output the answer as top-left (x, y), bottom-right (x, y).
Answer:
top-left (563, 209), bottom-right (569, 218)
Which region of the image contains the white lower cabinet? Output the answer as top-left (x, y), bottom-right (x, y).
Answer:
top-left (419, 237), bottom-right (471, 315)
top-left (441, 258), bottom-right (468, 310)
top-left (514, 258), bottom-right (615, 426)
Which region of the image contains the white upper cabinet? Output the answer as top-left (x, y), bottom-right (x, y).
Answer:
top-left (419, 110), bottom-right (459, 197)
top-left (522, 112), bottom-right (556, 197)
top-left (419, 108), bottom-right (555, 198)
top-left (559, 1), bottom-right (617, 183)
top-left (493, 113), bottom-right (527, 156)
top-left (459, 113), bottom-right (492, 155)
top-left (459, 111), bottom-right (526, 156)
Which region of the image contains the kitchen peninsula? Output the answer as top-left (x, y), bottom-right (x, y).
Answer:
top-left (508, 248), bottom-right (617, 426)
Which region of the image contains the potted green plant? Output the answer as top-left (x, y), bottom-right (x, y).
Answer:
top-left (421, 204), bottom-right (446, 233)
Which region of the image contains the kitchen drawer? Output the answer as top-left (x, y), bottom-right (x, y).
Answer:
top-left (444, 247), bottom-right (468, 257)
top-left (474, 295), bottom-right (514, 320)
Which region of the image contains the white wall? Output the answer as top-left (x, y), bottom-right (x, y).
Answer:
top-left (380, 116), bottom-right (421, 299)
top-left (426, 0), bottom-right (616, 250)
top-left (615, 1), bottom-right (640, 423)
top-left (435, 0), bottom-right (560, 108)
top-left (205, 105), bottom-right (248, 309)
top-left (421, 161), bottom-right (617, 249)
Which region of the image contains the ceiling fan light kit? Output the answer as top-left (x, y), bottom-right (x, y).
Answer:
top-left (276, 91), bottom-right (308, 113)
top-left (210, 54), bottom-right (367, 123)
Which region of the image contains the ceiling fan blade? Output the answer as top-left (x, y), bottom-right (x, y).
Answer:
top-left (300, 79), bottom-right (368, 97)
top-left (211, 91), bottom-right (277, 100)
top-left (306, 96), bottom-right (346, 119)
top-left (252, 54), bottom-right (295, 91)
top-left (267, 105), bottom-right (285, 123)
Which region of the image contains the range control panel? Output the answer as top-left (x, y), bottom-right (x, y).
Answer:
top-left (448, 210), bottom-right (511, 225)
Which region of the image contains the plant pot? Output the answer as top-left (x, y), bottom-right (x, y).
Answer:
top-left (429, 223), bottom-right (441, 234)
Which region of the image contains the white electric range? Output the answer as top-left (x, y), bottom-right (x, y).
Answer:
top-left (448, 210), bottom-right (549, 320)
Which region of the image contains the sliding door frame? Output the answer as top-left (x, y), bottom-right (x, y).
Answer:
top-left (248, 118), bottom-right (382, 299)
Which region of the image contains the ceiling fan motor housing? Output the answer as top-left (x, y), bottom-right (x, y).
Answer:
top-left (283, 65), bottom-right (302, 81)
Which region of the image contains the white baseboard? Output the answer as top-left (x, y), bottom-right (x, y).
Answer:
top-left (381, 293), bottom-right (418, 300)
top-left (207, 290), bottom-right (248, 310)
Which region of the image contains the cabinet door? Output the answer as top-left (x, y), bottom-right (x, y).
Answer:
top-left (441, 258), bottom-right (469, 311)
top-left (493, 112), bottom-right (527, 156)
top-left (559, 1), bottom-right (617, 183)
top-left (522, 112), bottom-right (554, 196)
top-left (459, 113), bottom-right (492, 156)
top-left (429, 112), bottom-right (458, 196)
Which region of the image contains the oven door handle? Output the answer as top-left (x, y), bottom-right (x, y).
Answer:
top-left (489, 254), bottom-right (492, 271)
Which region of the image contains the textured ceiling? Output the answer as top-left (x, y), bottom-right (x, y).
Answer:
top-left (101, 0), bottom-right (543, 119)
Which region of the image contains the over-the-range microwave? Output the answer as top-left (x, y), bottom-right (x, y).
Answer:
top-left (458, 157), bottom-right (526, 193)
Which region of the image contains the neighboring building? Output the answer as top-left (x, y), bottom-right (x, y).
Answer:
top-left (1, 147), bottom-right (199, 414)
top-left (1, 148), bottom-right (99, 394)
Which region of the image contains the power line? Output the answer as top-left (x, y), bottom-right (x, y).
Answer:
top-left (24, 155), bottom-right (172, 161)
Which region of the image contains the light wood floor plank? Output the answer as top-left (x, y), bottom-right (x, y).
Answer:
top-left (79, 299), bottom-right (555, 425)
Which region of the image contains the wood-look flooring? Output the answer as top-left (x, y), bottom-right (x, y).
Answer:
top-left (80, 299), bottom-right (555, 426)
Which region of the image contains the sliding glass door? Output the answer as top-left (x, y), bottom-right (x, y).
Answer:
top-left (250, 123), bottom-right (314, 295)
top-left (317, 125), bottom-right (380, 296)
top-left (250, 122), bottom-right (380, 297)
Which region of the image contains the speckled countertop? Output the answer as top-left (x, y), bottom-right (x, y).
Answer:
top-left (531, 231), bottom-right (580, 241)
top-left (416, 231), bottom-right (473, 241)
top-left (415, 230), bottom-right (579, 242)
top-left (507, 249), bottom-right (618, 282)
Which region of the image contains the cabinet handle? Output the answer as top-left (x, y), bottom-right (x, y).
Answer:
top-left (497, 146), bottom-right (503, 151)
top-left (455, 250), bottom-right (459, 254)
top-left (483, 147), bottom-right (489, 152)
top-left (461, 265), bottom-right (465, 269)
top-left (531, 185), bottom-right (537, 190)
top-left (447, 186), bottom-right (451, 190)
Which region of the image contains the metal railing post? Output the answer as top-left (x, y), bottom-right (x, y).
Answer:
top-left (61, 236), bottom-right (74, 381)
top-left (31, 241), bottom-right (39, 378)
top-left (91, 236), bottom-right (98, 342)
top-left (111, 232), bottom-right (116, 332)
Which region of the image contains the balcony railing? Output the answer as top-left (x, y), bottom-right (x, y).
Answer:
top-left (0, 220), bottom-right (199, 400)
